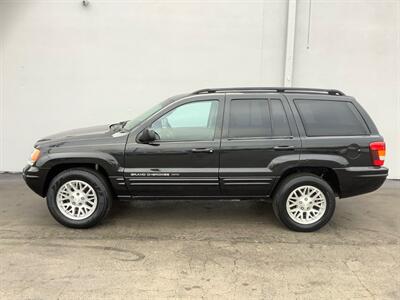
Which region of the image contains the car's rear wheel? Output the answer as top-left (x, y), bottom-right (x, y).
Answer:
top-left (46, 168), bottom-right (112, 228)
top-left (272, 173), bottom-right (336, 232)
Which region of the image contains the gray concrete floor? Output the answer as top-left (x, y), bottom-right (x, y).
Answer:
top-left (0, 174), bottom-right (399, 299)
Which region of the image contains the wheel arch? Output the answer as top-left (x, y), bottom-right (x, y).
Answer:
top-left (272, 166), bottom-right (341, 198)
top-left (42, 162), bottom-right (114, 198)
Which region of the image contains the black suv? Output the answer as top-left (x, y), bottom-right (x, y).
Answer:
top-left (23, 87), bottom-right (388, 231)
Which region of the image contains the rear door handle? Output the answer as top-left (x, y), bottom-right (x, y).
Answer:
top-left (192, 148), bottom-right (214, 153)
top-left (273, 145), bottom-right (295, 151)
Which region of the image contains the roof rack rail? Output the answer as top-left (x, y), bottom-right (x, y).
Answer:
top-left (191, 87), bottom-right (345, 96)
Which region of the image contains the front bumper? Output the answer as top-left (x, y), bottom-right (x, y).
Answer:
top-left (334, 166), bottom-right (388, 198)
top-left (22, 164), bottom-right (48, 197)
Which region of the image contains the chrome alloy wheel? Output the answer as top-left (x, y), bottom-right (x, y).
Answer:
top-left (56, 180), bottom-right (98, 220)
top-left (286, 185), bottom-right (327, 225)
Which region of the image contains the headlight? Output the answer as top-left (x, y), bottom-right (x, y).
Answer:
top-left (29, 148), bottom-right (41, 165)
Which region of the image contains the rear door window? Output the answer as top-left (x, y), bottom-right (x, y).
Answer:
top-left (228, 99), bottom-right (271, 138)
top-left (294, 99), bottom-right (369, 136)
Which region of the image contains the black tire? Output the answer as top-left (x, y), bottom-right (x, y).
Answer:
top-left (272, 173), bottom-right (336, 232)
top-left (46, 168), bottom-right (112, 228)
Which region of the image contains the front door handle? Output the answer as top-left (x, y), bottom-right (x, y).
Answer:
top-left (192, 148), bottom-right (214, 153)
top-left (273, 145), bottom-right (295, 151)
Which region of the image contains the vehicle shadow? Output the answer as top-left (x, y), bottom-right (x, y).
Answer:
top-left (107, 199), bottom-right (277, 225)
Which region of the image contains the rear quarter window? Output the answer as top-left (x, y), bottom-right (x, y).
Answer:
top-left (294, 99), bottom-right (370, 136)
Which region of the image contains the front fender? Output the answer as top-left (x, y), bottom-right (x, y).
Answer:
top-left (38, 151), bottom-right (122, 175)
top-left (24, 151), bottom-right (124, 197)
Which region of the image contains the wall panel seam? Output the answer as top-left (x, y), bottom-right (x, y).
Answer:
top-left (0, 30), bottom-right (4, 171)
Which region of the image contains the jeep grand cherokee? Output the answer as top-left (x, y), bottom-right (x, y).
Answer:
top-left (23, 87), bottom-right (388, 231)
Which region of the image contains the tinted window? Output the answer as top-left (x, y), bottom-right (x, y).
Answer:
top-left (151, 100), bottom-right (219, 141)
top-left (228, 99), bottom-right (271, 138)
top-left (270, 99), bottom-right (291, 137)
top-left (295, 100), bottom-right (369, 136)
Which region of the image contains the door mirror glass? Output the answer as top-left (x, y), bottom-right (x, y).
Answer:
top-left (138, 128), bottom-right (157, 143)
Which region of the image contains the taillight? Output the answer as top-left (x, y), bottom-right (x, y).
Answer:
top-left (369, 142), bottom-right (385, 166)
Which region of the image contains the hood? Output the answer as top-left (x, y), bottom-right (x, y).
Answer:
top-left (35, 124), bottom-right (112, 146)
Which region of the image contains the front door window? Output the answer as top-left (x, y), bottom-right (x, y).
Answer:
top-left (151, 100), bottom-right (219, 142)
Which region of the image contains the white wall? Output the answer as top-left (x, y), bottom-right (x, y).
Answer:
top-left (0, 0), bottom-right (399, 178)
top-left (293, 0), bottom-right (400, 178)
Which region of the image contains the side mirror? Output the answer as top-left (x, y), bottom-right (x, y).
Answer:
top-left (139, 128), bottom-right (157, 143)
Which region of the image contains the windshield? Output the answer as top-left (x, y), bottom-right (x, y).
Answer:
top-left (123, 98), bottom-right (173, 131)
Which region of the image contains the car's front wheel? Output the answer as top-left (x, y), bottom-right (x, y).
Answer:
top-left (46, 168), bottom-right (112, 228)
top-left (272, 173), bottom-right (336, 232)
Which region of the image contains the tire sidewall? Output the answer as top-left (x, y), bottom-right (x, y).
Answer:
top-left (47, 169), bottom-right (110, 228)
top-left (275, 175), bottom-right (336, 232)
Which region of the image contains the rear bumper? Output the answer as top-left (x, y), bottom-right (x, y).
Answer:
top-left (22, 164), bottom-right (47, 197)
top-left (334, 166), bottom-right (388, 198)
